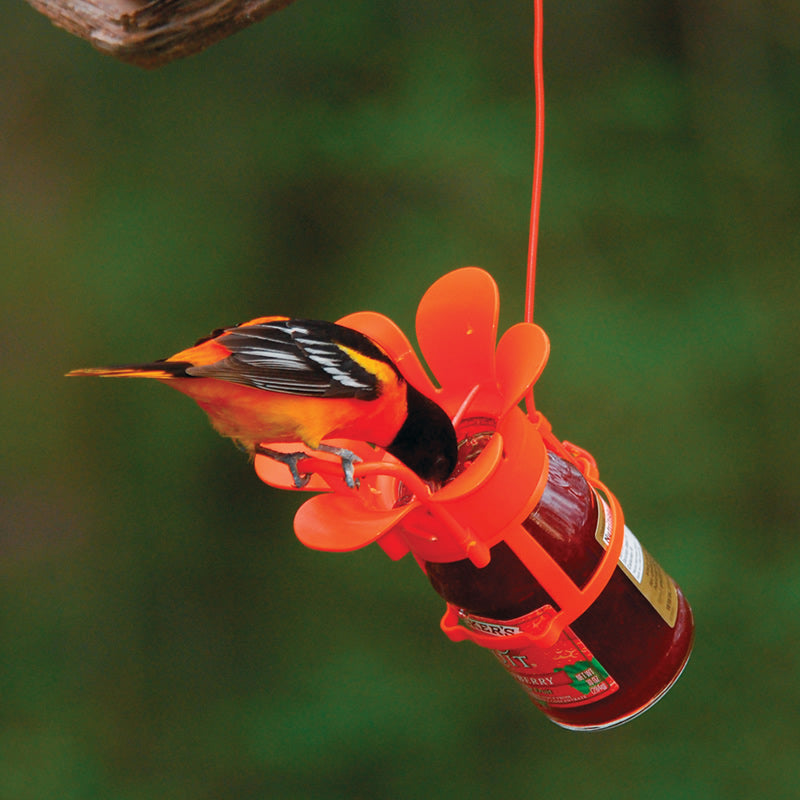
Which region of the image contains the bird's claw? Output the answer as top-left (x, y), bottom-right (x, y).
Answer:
top-left (255, 443), bottom-right (361, 489)
top-left (254, 445), bottom-right (312, 489)
top-left (289, 466), bottom-right (312, 489)
top-left (317, 444), bottom-right (362, 489)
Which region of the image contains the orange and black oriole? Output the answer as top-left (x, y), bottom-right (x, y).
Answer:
top-left (68, 316), bottom-right (457, 487)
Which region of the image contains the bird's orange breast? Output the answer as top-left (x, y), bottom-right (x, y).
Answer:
top-left (160, 375), bottom-right (407, 452)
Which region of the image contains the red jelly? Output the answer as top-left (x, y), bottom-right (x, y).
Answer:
top-left (425, 421), bottom-right (694, 730)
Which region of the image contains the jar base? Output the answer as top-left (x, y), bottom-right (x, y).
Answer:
top-left (548, 646), bottom-right (693, 732)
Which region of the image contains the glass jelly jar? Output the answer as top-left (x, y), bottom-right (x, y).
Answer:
top-left (424, 420), bottom-right (694, 730)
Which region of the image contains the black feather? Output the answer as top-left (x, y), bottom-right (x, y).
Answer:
top-left (188, 319), bottom-right (399, 400)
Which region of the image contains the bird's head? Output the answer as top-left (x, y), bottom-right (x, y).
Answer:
top-left (386, 385), bottom-right (458, 484)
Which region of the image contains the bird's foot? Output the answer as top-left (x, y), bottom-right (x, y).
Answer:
top-left (316, 444), bottom-right (362, 489)
top-left (254, 445), bottom-right (312, 488)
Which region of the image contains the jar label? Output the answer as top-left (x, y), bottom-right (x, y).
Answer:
top-left (595, 496), bottom-right (678, 627)
top-left (460, 606), bottom-right (620, 708)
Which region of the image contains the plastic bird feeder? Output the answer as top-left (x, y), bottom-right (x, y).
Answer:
top-left (255, 268), bottom-right (694, 729)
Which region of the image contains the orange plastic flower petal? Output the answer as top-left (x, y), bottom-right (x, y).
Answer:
top-left (415, 267), bottom-right (501, 415)
top-left (495, 322), bottom-right (550, 418)
top-left (295, 491), bottom-right (418, 552)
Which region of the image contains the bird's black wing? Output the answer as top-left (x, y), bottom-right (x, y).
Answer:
top-left (188, 318), bottom-right (395, 399)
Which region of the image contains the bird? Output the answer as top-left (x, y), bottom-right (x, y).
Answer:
top-left (67, 316), bottom-right (458, 488)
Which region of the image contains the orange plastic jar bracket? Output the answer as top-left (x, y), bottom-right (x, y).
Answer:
top-left (438, 474), bottom-right (625, 649)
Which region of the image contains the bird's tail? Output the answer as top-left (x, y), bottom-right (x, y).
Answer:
top-left (66, 361), bottom-right (193, 379)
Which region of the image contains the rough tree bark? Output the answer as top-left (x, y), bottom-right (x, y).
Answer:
top-left (26, 0), bottom-right (300, 68)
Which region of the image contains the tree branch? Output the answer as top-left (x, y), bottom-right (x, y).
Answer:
top-left (26, 0), bottom-right (300, 68)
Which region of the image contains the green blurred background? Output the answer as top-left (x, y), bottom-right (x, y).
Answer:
top-left (2, 1), bottom-right (799, 798)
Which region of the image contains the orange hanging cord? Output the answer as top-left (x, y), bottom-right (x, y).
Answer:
top-left (525, 0), bottom-right (545, 326)
top-left (525, 0), bottom-right (546, 423)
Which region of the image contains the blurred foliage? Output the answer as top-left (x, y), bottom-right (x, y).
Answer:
top-left (2, 1), bottom-right (799, 798)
